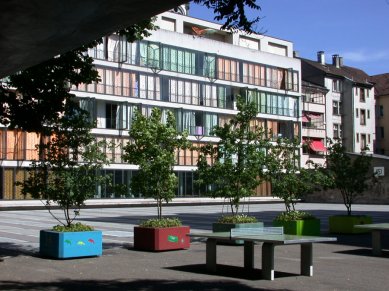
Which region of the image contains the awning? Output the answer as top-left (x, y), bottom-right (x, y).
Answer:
top-left (309, 140), bottom-right (327, 152)
top-left (307, 113), bottom-right (322, 120)
top-left (302, 115), bottom-right (309, 122)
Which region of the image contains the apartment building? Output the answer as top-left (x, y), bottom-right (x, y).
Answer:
top-left (0, 6), bottom-right (302, 200)
top-left (371, 73), bottom-right (389, 155)
top-left (301, 52), bottom-right (375, 157)
top-left (301, 80), bottom-right (328, 167)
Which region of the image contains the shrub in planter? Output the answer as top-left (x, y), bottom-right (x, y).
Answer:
top-left (134, 218), bottom-right (190, 251)
top-left (20, 106), bottom-right (110, 259)
top-left (123, 108), bottom-right (190, 251)
top-left (273, 211), bottom-right (320, 236)
top-left (196, 97), bottom-right (270, 235)
top-left (326, 140), bottom-right (373, 234)
top-left (329, 215), bottom-right (372, 234)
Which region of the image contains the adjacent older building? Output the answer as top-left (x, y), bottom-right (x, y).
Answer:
top-left (301, 52), bottom-right (375, 156)
top-left (371, 73), bottom-right (389, 155)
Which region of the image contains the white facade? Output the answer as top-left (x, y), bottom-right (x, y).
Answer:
top-left (71, 10), bottom-right (302, 198)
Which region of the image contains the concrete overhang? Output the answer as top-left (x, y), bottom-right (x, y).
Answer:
top-left (0, 0), bottom-right (188, 78)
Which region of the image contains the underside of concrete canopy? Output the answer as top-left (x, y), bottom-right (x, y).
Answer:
top-left (0, 0), bottom-right (188, 78)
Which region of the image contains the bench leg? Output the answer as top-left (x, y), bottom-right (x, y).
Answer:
top-left (206, 238), bottom-right (217, 272)
top-left (262, 243), bottom-right (275, 280)
top-left (301, 243), bottom-right (313, 276)
top-left (371, 230), bottom-right (382, 256)
top-left (244, 241), bottom-right (254, 269)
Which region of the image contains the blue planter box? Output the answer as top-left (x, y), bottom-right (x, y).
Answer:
top-left (40, 229), bottom-right (103, 259)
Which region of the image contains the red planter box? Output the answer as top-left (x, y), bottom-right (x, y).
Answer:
top-left (133, 226), bottom-right (190, 251)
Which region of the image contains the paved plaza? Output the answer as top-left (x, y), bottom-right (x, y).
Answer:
top-left (0, 202), bottom-right (389, 290)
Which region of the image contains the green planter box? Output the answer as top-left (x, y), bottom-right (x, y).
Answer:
top-left (273, 219), bottom-right (321, 236)
top-left (212, 222), bottom-right (263, 245)
top-left (329, 215), bottom-right (372, 234)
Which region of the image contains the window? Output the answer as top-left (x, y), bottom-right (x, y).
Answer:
top-left (162, 46), bottom-right (196, 74)
top-left (356, 133), bottom-right (359, 143)
top-left (380, 105), bottom-right (384, 117)
top-left (333, 124), bottom-right (342, 139)
top-left (105, 103), bottom-right (128, 129)
top-left (361, 134), bottom-right (367, 150)
top-left (217, 57), bottom-right (239, 82)
top-left (380, 127), bottom-right (385, 139)
top-left (333, 79), bottom-right (342, 92)
top-left (367, 110), bottom-right (370, 119)
top-left (139, 74), bottom-right (160, 100)
top-left (360, 109), bottom-right (366, 125)
top-left (106, 104), bottom-right (118, 129)
top-left (242, 62), bottom-right (266, 86)
top-left (360, 88), bottom-right (365, 102)
top-left (140, 42), bottom-right (161, 69)
top-left (333, 101), bottom-right (341, 115)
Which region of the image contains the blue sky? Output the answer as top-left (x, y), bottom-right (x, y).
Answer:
top-left (188, 0), bottom-right (389, 76)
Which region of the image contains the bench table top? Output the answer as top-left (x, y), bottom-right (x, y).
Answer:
top-left (189, 232), bottom-right (337, 245)
top-left (354, 223), bottom-right (389, 230)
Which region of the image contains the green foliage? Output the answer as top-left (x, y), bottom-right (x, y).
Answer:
top-left (196, 96), bottom-right (271, 216)
top-left (52, 222), bottom-right (94, 232)
top-left (217, 214), bottom-right (258, 224)
top-left (117, 17), bottom-right (159, 43)
top-left (139, 217), bottom-right (182, 228)
top-left (0, 19), bottom-right (157, 132)
top-left (123, 108), bottom-right (189, 219)
top-left (21, 106), bottom-right (110, 227)
top-left (194, 0), bottom-right (261, 33)
top-left (274, 211), bottom-right (316, 222)
top-left (267, 138), bottom-right (329, 213)
top-left (0, 43), bottom-right (99, 133)
top-left (325, 139), bottom-right (372, 215)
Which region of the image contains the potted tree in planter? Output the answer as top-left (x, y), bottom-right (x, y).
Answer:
top-left (326, 140), bottom-right (373, 234)
top-left (268, 138), bottom-right (327, 236)
top-left (123, 108), bottom-right (190, 251)
top-left (21, 104), bottom-right (110, 259)
top-left (196, 97), bottom-right (271, 240)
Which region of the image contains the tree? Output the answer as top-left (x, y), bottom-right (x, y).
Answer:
top-left (0, 21), bottom-right (158, 133)
top-left (267, 138), bottom-right (328, 213)
top-left (21, 105), bottom-right (110, 228)
top-left (326, 139), bottom-right (372, 216)
top-left (194, 0), bottom-right (262, 33)
top-left (196, 96), bottom-right (271, 216)
top-left (122, 108), bottom-right (189, 219)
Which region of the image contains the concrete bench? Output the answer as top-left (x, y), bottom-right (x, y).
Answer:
top-left (355, 223), bottom-right (389, 256)
top-left (189, 229), bottom-right (336, 280)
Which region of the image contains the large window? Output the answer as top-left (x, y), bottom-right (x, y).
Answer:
top-left (105, 103), bottom-right (128, 129)
top-left (162, 46), bottom-right (196, 74)
top-left (242, 63), bottom-right (265, 86)
top-left (139, 74), bottom-right (160, 100)
top-left (217, 57), bottom-right (239, 82)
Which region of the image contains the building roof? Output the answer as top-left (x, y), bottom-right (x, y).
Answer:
top-left (301, 58), bottom-right (373, 87)
top-left (370, 73), bottom-right (389, 96)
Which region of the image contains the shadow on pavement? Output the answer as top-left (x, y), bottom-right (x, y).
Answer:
top-left (0, 242), bottom-right (36, 258)
top-left (167, 263), bottom-right (298, 281)
top-left (0, 279), bottom-right (290, 291)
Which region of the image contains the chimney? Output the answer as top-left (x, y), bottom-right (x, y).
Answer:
top-left (293, 51), bottom-right (299, 58)
top-left (339, 56), bottom-right (344, 67)
top-left (317, 51), bottom-right (325, 65)
top-left (332, 54), bottom-right (341, 68)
